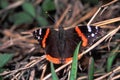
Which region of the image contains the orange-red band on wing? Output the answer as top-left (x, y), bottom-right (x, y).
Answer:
top-left (42, 28), bottom-right (50, 48)
top-left (75, 26), bottom-right (88, 47)
top-left (46, 54), bottom-right (72, 64)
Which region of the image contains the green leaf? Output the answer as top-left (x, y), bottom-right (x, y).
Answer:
top-left (88, 57), bottom-right (94, 80)
top-left (36, 16), bottom-right (49, 26)
top-left (0, 76), bottom-right (3, 80)
top-left (9, 12), bottom-right (33, 25)
top-left (42, 0), bottom-right (55, 11)
top-left (0, 0), bottom-right (9, 8)
top-left (106, 46), bottom-right (119, 72)
top-left (0, 68), bottom-right (4, 73)
top-left (0, 68), bottom-right (5, 80)
top-left (0, 53), bottom-right (13, 68)
top-left (70, 42), bottom-right (81, 80)
top-left (50, 62), bottom-right (59, 80)
top-left (22, 2), bottom-right (36, 17)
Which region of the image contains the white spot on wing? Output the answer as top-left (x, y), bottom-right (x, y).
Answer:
top-left (95, 32), bottom-right (97, 34)
top-left (37, 36), bottom-right (40, 39)
top-left (95, 26), bottom-right (98, 29)
top-left (39, 29), bottom-right (42, 35)
top-left (87, 25), bottom-right (92, 32)
top-left (91, 33), bottom-right (95, 37)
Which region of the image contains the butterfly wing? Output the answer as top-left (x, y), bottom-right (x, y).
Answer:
top-left (77, 25), bottom-right (103, 46)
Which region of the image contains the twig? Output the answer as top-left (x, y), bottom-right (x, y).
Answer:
top-left (54, 5), bottom-right (71, 28)
top-left (92, 17), bottom-right (120, 26)
top-left (71, 7), bottom-right (98, 27)
top-left (94, 66), bottom-right (120, 80)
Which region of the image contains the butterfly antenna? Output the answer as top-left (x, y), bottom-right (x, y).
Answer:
top-left (40, 7), bottom-right (56, 24)
top-left (45, 11), bottom-right (64, 29)
top-left (45, 11), bottom-right (56, 23)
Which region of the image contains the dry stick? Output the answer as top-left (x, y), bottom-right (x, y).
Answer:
top-left (43, 25), bottom-right (120, 80)
top-left (87, 7), bottom-right (101, 26)
top-left (11, 71), bottom-right (23, 80)
top-left (94, 66), bottom-right (120, 80)
top-left (67, 70), bottom-right (71, 80)
top-left (112, 74), bottom-right (120, 80)
top-left (92, 17), bottom-right (120, 26)
top-left (40, 64), bottom-right (47, 80)
top-left (54, 5), bottom-right (71, 28)
top-left (71, 7), bottom-right (98, 27)
top-left (77, 73), bottom-right (104, 80)
top-left (101, 0), bottom-right (118, 8)
top-left (0, 0), bottom-right (24, 15)
top-left (29, 69), bottom-right (35, 80)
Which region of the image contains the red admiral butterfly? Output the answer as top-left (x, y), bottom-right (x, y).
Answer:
top-left (33, 25), bottom-right (102, 64)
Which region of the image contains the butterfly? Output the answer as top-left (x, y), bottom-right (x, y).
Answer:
top-left (33, 25), bottom-right (103, 64)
